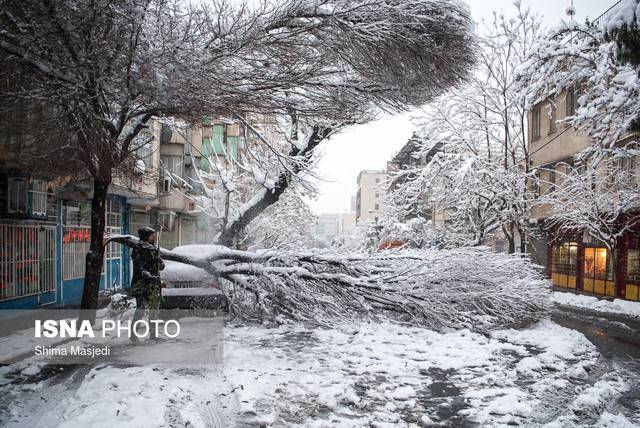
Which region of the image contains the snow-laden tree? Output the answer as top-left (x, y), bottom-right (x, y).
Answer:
top-left (238, 188), bottom-right (317, 251)
top-left (376, 216), bottom-right (438, 250)
top-left (386, 4), bottom-right (542, 251)
top-left (110, 235), bottom-right (550, 332)
top-left (517, 2), bottom-right (640, 161)
top-left (537, 159), bottom-right (640, 285)
top-left (388, 146), bottom-right (531, 247)
top-left (0, 0), bottom-right (476, 313)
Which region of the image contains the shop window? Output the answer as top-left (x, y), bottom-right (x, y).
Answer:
top-left (583, 247), bottom-right (615, 296)
top-left (626, 249), bottom-right (640, 301)
top-left (551, 242), bottom-right (578, 288)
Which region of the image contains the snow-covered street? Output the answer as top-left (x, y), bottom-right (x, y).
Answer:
top-left (2, 0), bottom-right (640, 427)
top-left (1, 317), bottom-right (639, 427)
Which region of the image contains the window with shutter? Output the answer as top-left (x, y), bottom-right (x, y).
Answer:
top-left (212, 124), bottom-right (225, 155)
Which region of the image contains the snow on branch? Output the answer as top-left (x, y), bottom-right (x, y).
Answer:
top-left (108, 235), bottom-right (549, 333)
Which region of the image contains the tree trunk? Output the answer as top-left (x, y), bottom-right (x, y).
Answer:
top-left (502, 223), bottom-right (515, 254)
top-left (80, 175), bottom-right (111, 321)
top-left (519, 226), bottom-right (527, 255)
top-left (217, 126), bottom-right (331, 247)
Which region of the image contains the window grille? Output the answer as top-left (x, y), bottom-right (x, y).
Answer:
top-left (0, 224), bottom-right (56, 300)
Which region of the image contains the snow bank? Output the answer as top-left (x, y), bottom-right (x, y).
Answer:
top-left (552, 291), bottom-right (640, 318)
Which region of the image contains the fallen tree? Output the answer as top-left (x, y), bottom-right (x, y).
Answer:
top-left (110, 236), bottom-right (550, 333)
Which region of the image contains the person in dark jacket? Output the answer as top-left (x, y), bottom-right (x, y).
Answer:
top-left (130, 226), bottom-right (164, 341)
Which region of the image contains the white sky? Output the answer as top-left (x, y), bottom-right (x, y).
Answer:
top-left (309, 0), bottom-right (611, 214)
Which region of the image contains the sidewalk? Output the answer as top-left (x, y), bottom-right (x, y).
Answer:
top-left (551, 291), bottom-right (640, 358)
top-left (552, 291), bottom-right (640, 319)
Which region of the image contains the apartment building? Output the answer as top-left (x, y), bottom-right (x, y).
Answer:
top-left (0, 119), bottom-right (161, 309)
top-left (0, 106), bottom-right (280, 308)
top-left (154, 113), bottom-right (281, 249)
top-left (313, 213), bottom-right (341, 242)
top-left (527, 86), bottom-right (640, 302)
top-left (356, 170), bottom-right (386, 224)
top-left (387, 135), bottom-right (443, 223)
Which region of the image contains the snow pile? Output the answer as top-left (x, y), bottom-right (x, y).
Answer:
top-left (552, 291), bottom-right (640, 318)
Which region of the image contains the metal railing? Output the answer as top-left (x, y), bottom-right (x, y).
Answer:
top-left (62, 226), bottom-right (124, 290)
top-left (0, 224), bottom-right (56, 301)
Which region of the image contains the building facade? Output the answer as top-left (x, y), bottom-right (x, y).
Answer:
top-left (356, 170), bottom-right (386, 224)
top-left (0, 110), bottom-right (279, 309)
top-left (387, 135), bottom-right (443, 224)
top-left (527, 87), bottom-right (640, 302)
top-left (313, 213), bottom-right (341, 242)
top-left (0, 158), bottom-right (154, 309)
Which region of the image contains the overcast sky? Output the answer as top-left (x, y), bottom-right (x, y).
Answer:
top-left (309, 0), bottom-right (611, 214)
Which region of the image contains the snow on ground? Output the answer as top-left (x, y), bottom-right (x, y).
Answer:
top-left (1, 319), bottom-right (638, 427)
top-left (552, 291), bottom-right (640, 318)
top-left (0, 321), bottom-right (75, 364)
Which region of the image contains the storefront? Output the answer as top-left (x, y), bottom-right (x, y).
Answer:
top-left (548, 232), bottom-right (640, 301)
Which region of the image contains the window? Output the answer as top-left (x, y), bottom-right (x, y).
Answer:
top-left (161, 155), bottom-right (184, 177)
top-left (7, 177), bottom-right (28, 214)
top-left (531, 106), bottom-right (541, 141)
top-left (29, 180), bottom-right (48, 217)
top-left (106, 198), bottom-right (122, 228)
top-left (547, 168), bottom-right (556, 193)
top-left (162, 177), bottom-right (171, 193)
top-left (552, 242), bottom-right (578, 274)
top-left (375, 178), bottom-right (380, 184)
top-left (566, 88), bottom-right (578, 117)
top-left (63, 201), bottom-right (91, 226)
top-left (140, 144), bottom-right (153, 167)
top-left (628, 249), bottom-right (640, 284)
top-left (551, 242), bottom-right (578, 289)
top-left (211, 124), bottom-right (225, 155)
top-left (615, 157), bottom-right (636, 186)
top-left (227, 135), bottom-right (238, 161)
top-left (584, 247), bottom-right (613, 280)
top-left (548, 103), bottom-right (557, 134)
top-left (583, 247), bottom-right (615, 296)
top-left (530, 169), bottom-right (540, 197)
top-left (374, 203), bottom-right (379, 211)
